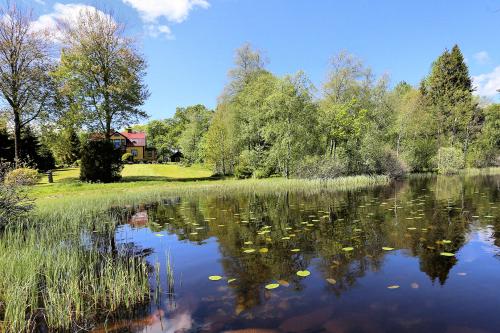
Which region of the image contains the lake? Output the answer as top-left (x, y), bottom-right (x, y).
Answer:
top-left (96, 174), bottom-right (499, 333)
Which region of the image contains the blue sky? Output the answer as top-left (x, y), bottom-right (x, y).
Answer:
top-left (28, 0), bottom-right (500, 120)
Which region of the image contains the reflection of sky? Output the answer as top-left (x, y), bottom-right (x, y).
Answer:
top-left (111, 177), bottom-right (500, 333)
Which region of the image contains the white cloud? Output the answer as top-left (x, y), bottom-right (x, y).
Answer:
top-left (122, 0), bottom-right (209, 39)
top-left (122, 0), bottom-right (209, 23)
top-left (473, 66), bottom-right (500, 97)
top-left (30, 3), bottom-right (104, 40)
top-left (474, 51), bottom-right (491, 65)
top-left (146, 24), bottom-right (174, 39)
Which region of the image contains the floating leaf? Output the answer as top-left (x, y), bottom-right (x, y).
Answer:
top-left (387, 285), bottom-right (400, 289)
top-left (296, 270), bottom-right (311, 277)
top-left (440, 252), bottom-right (455, 257)
top-left (282, 236), bottom-right (291, 240)
top-left (326, 278), bottom-right (337, 285)
top-left (407, 227), bottom-right (417, 231)
top-left (265, 283), bottom-right (280, 290)
top-left (291, 248), bottom-right (300, 252)
top-left (442, 240), bottom-right (452, 244)
top-left (278, 280), bottom-right (290, 287)
top-left (155, 234), bottom-right (164, 237)
top-left (209, 275), bottom-right (222, 281)
top-left (342, 247), bottom-right (354, 252)
top-left (382, 247), bottom-right (394, 251)
top-left (228, 278), bottom-right (237, 283)
top-left (243, 249), bottom-right (256, 254)
top-left (244, 241), bottom-right (253, 245)
top-left (259, 248), bottom-right (269, 253)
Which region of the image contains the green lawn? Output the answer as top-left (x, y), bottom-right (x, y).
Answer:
top-left (33, 163), bottom-right (215, 199)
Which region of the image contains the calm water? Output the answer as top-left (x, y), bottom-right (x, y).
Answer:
top-left (96, 175), bottom-right (499, 333)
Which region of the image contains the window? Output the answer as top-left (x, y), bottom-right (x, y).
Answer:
top-left (113, 139), bottom-right (122, 149)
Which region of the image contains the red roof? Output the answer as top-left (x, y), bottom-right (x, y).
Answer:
top-left (121, 132), bottom-right (146, 140)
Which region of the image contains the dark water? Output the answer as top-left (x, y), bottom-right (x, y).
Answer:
top-left (98, 175), bottom-right (499, 333)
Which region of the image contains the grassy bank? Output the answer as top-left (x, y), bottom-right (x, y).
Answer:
top-left (2, 167), bottom-right (391, 332)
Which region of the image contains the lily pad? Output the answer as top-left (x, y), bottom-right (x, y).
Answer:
top-left (440, 252), bottom-right (455, 257)
top-left (228, 278), bottom-right (237, 283)
top-left (291, 248), bottom-right (301, 252)
top-left (296, 270), bottom-right (311, 277)
top-left (326, 278), bottom-right (337, 285)
top-left (382, 247), bottom-right (395, 251)
top-left (209, 275), bottom-right (222, 281)
top-left (265, 283), bottom-right (280, 290)
top-left (243, 249), bottom-right (256, 254)
top-left (387, 285), bottom-right (400, 289)
top-left (442, 240), bottom-right (452, 244)
top-left (342, 247), bottom-right (354, 252)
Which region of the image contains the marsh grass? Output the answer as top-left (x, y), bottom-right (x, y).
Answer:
top-left (0, 212), bottom-right (150, 332)
top-left (0, 174), bottom-right (389, 331)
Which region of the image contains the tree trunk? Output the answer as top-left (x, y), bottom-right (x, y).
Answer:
top-left (396, 134), bottom-right (401, 158)
top-left (105, 117), bottom-right (112, 141)
top-left (333, 140), bottom-right (337, 161)
top-left (13, 110), bottom-right (21, 166)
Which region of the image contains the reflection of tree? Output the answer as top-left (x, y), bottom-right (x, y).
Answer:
top-left (113, 174), bottom-right (498, 316)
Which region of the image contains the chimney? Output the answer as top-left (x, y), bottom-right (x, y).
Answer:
top-left (126, 128), bottom-right (132, 133)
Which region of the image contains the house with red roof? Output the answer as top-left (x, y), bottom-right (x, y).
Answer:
top-left (109, 129), bottom-right (157, 162)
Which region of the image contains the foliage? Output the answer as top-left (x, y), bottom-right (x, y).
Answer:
top-left (4, 168), bottom-right (39, 187)
top-left (204, 105), bottom-right (239, 175)
top-left (80, 140), bottom-right (123, 183)
top-left (467, 104), bottom-right (500, 167)
top-left (178, 105), bottom-right (213, 164)
top-left (122, 152), bottom-right (133, 162)
top-left (53, 8), bottom-right (149, 138)
top-left (0, 162), bottom-right (33, 227)
top-left (293, 156), bottom-right (347, 179)
top-left (437, 147), bottom-right (465, 175)
top-left (0, 4), bottom-right (55, 164)
top-left (262, 72), bottom-right (319, 178)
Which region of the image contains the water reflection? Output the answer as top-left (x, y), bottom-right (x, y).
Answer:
top-left (100, 174), bottom-right (499, 333)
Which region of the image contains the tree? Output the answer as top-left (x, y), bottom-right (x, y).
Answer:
top-left (204, 105), bottom-right (238, 175)
top-left (263, 72), bottom-right (318, 178)
top-left (468, 104), bottom-right (500, 167)
top-left (54, 7), bottom-right (149, 140)
top-left (178, 105), bottom-right (212, 164)
top-left (223, 43), bottom-right (268, 98)
top-left (320, 52), bottom-right (371, 160)
top-left (421, 45), bottom-right (477, 151)
top-left (0, 3), bottom-right (54, 165)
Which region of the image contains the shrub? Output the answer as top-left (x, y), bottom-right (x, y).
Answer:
top-left (234, 153), bottom-right (254, 179)
top-left (4, 168), bottom-right (39, 186)
top-left (294, 156), bottom-right (347, 179)
top-left (122, 153), bottom-right (133, 162)
top-left (437, 147), bottom-right (464, 175)
top-left (80, 140), bottom-right (123, 183)
top-left (0, 162), bottom-right (33, 227)
top-left (380, 150), bottom-right (408, 179)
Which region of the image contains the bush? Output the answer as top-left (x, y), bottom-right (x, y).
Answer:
top-left (293, 156), bottom-right (347, 179)
top-left (234, 153), bottom-right (254, 179)
top-left (437, 147), bottom-right (464, 175)
top-left (380, 150), bottom-right (408, 179)
top-left (4, 168), bottom-right (39, 186)
top-left (122, 153), bottom-right (133, 162)
top-left (80, 140), bottom-right (123, 183)
top-left (0, 162), bottom-right (33, 227)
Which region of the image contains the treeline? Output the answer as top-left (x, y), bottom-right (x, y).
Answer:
top-left (0, 2), bottom-right (498, 180)
top-left (140, 44), bottom-right (500, 178)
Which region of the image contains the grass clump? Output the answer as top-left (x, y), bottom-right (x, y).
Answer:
top-left (0, 213), bottom-right (149, 332)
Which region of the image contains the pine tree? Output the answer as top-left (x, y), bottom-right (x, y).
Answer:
top-left (422, 44), bottom-right (476, 149)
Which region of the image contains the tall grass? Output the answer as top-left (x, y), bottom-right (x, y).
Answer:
top-left (0, 213), bottom-right (150, 332)
top-left (0, 174), bottom-right (389, 331)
